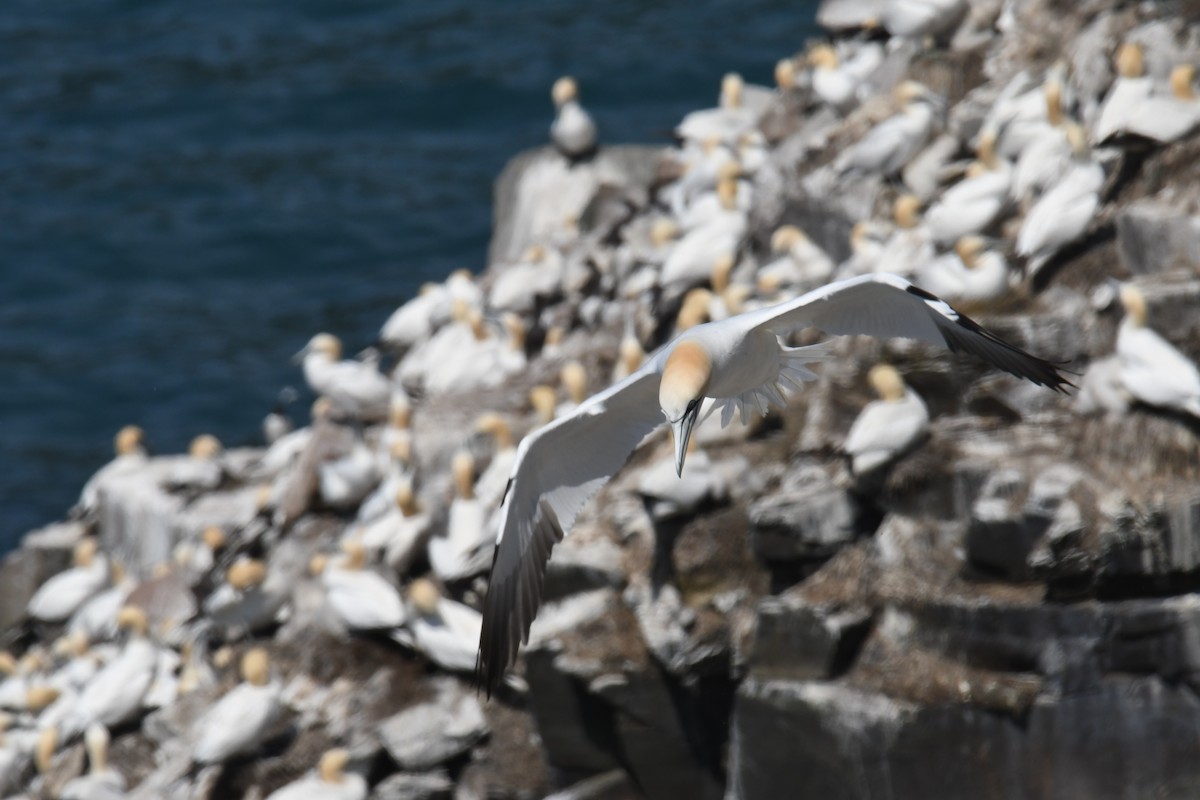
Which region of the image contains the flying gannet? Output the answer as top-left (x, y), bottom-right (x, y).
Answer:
top-left (475, 272), bottom-right (1069, 693)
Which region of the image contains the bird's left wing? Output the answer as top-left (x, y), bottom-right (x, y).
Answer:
top-left (477, 361), bottom-right (666, 695)
top-left (740, 273), bottom-right (1071, 391)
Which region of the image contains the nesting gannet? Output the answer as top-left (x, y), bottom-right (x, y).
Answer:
top-left (916, 237), bottom-right (1011, 307)
top-left (556, 361), bottom-right (590, 419)
top-left (1011, 118), bottom-right (1074, 206)
top-left (66, 560), bottom-right (132, 643)
top-left (757, 225), bottom-right (835, 295)
top-left (399, 302), bottom-right (526, 394)
top-left (203, 559), bottom-right (288, 637)
top-left (676, 73), bottom-right (759, 146)
top-left (378, 270), bottom-right (482, 352)
top-left (488, 245), bottom-right (565, 314)
top-left (313, 541), bottom-right (407, 631)
top-left (840, 82), bottom-right (939, 177)
top-left (28, 539), bottom-right (110, 624)
top-left (1015, 124), bottom-right (1103, 277)
top-left (475, 272), bottom-right (1069, 692)
top-left (163, 434), bottom-right (224, 492)
top-left (428, 452), bottom-right (490, 582)
top-left (296, 333), bottom-right (391, 420)
top-left (985, 68), bottom-right (1067, 160)
top-left (77, 426), bottom-right (148, 515)
top-left (679, 162), bottom-right (750, 231)
top-left (265, 748), bottom-right (367, 800)
top-left (318, 436), bottom-right (381, 510)
top-left (1100, 63), bottom-right (1200, 144)
top-left (60, 723), bottom-right (125, 800)
top-left (193, 648), bottom-right (282, 765)
top-left (880, 0), bottom-right (968, 40)
top-left (71, 607), bottom-right (158, 734)
top-left (843, 364), bottom-right (930, 474)
top-left (473, 414), bottom-right (518, 512)
top-left (1093, 43), bottom-right (1154, 144)
top-left (660, 201), bottom-right (745, 302)
top-left (808, 44), bottom-right (858, 111)
top-left (873, 195), bottom-right (933, 279)
top-left (1115, 284), bottom-right (1200, 418)
top-left (550, 76), bottom-right (598, 161)
top-left (924, 130), bottom-right (1012, 245)
top-left (404, 579), bottom-right (483, 674)
top-left (611, 324), bottom-right (647, 383)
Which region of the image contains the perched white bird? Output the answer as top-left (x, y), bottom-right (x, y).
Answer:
top-left (71, 607), bottom-right (158, 735)
top-left (378, 270), bottom-right (482, 351)
top-left (296, 333), bottom-right (391, 420)
top-left (924, 130), bottom-right (1012, 245)
top-left (27, 539), bottom-right (110, 624)
top-left (873, 195), bottom-right (933, 279)
top-left (488, 245), bottom-right (565, 314)
top-left (356, 479), bottom-right (431, 574)
top-left (1115, 284), bottom-right (1200, 418)
top-left (1093, 43), bottom-right (1154, 144)
top-left (193, 648), bottom-right (282, 765)
top-left (1011, 119), bottom-right (1074, 206)
top-left (660, 202), bottom-right (745, 302)
top-left (77, 426), bottom-right (147, 515)
top-left (808, 44), bottom-right (858, 112)
top-left (916, 237), bottom-right (1011, 308)
top-left (676, 73), bottom-right (759, 146)
top-left (404, 579), bottom-right (483, 674)
top-left (985, 68), bottom-right (1067, 160)
top-left (428, 452), bottom-right (490, 582)
top-left (475, 273), bottom-right (1069, 692)
top-left (840, 82), bottom-right (939, 177)
top-left (880, 0), bottom-right (968, 39)
top-left (473, 414), bottom-right (519, 513)
top-left (162, 434), bottom-right (223, 492)
top-left (60, 723), bottom-right (126, 800)
top-left (550, 76), bottom-right (598, 161)
top-left (203, 559), bottom-right (288, 637)
top-left (843, 364), bottom-right (930, 474)
top-left (1016, 124), bottom-right (1103, 277)
top-left (1100, 63), bottom-right (1200, 144)
top-left (318, 437), bottom-right (381, 510)
top-left (314, 541), bottom-right (407, 631)
top-left (756, 225), bottom-right (835, 295)
top-left (265, 748), bottom-right (367, 800)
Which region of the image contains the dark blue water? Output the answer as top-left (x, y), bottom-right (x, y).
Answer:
top-left (0, 0), bottom-right (819, 551)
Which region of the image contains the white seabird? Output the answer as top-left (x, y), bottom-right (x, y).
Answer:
top-left (70, 606), bottom-right (158, 736)
top-left (76, 425), bottom-right (147, 515)
top-left (378, 270), bottom-right (483, 352)
top-left (295, 333), bottom-right (391, 420)
top-left (1092, 43), bottom-right (1154, 144)
top-left (193, 647), bottom-right (282, 765)
top-left (757, 225), bottom-right (835, 295)
top-left (428, 451), bottom-right (490, 582)
top-left (1115, 283), bottom-right (1200, 418)
top-left (879, 0), bottom-right (968, 40)
top-left (27, 538), bottom-right (110, 624)
top-left (550, 76), bottom-right (598, 161)
top-left (839, 81), bottom-right (940, 177)
top-left (60, 723), bottom-right (126, 800)
top-left (264, 748), bottom-right (367, 800)
top-left (843, 364), bottom-right (930, 474)
top-left (313, 541), bottom-right (407, 632)
top-left (675, 73), bottom-right (759, 146)
top-left (475, 272), bottom-right (1069, 692)
top-left (404, 579), bottom-right (483, 675)
top-left (1015, 124), bottom-right (1103, 278)
top-left (924, 130), bottom-right (1012, 245)
top-left (1100, 62), bottom-right (1200, 144)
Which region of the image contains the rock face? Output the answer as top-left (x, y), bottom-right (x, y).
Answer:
top-left (5, 1), bottom-right (1200, 799)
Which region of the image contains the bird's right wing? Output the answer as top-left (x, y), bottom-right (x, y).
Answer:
top-left (739, 273), bottom-right (1071, 391)
top-left (477, 361), bottom-right (666, 695)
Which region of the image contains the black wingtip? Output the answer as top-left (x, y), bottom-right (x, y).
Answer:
top-left (905, 284), bottom-right (1076, 395)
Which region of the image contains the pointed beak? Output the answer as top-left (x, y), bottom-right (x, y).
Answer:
top-left (291, 345), bottom-right (309, 365)
top-left (671, 402), bottom-right (701, 478)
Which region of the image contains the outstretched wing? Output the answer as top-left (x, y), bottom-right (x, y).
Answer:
top-left (741, 273), bottom-right (1071, 391)
top-left (477, 361), bottom-right (666, 695)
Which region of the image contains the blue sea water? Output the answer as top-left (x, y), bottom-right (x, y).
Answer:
top-left (0, 0), bottom-right (819, 552)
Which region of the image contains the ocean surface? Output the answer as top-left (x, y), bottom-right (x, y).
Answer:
top-left (0, 0), bottom-right (819, 553)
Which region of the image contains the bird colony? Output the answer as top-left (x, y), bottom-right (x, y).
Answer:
top-left (5, 2), bottom-right (1200, 798)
